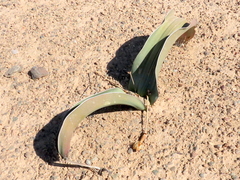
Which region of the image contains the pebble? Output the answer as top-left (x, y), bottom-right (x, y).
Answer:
top-left (231, 174), bottom-right (238, 180)
top-left (208, 161), bottom-right (214, 166)
top-left (190, 150), bottom-right (198, 158)
top-left (127, 148), bottom-right (133, 154)
top-left (152, 170), bottom-right (159, 175)
top-left (50, 175), bottom-right (58, 180)
top-left (29, 66), bottom-right (49, 79)
top-left (85, 159), bottom-right (91, 165)
top-left (234, 100), bottom-right (240, 105)
top-left (199, 173), bottom-right (205, 178)
top-left (12, 117), bottom-right (18, 122)
top-left (193, 145), bottom-right (198, 151)
top-left (11, 49), bottom-right (19, 54)
top-left (203, 51), bottom-right (209, 56)
top-left (214, 144), bottom-right (222, 149)
top-left (81, 151), bottom-right (88, 156)
top-left (4, 65), bottom-right (22, 77)
top-left (170, 166), bottom-right (176, 171)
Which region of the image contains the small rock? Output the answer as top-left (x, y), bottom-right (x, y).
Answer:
top-left (11, 49), bottom-right (19, 54)
top-left (208, 161), bottom-right (214, 166)
top-left (203, 51), bottom-right (209, 56)
top-left (127, 148), bottom-right (133, 154)
top-left (235, 150), bottom-right (240, 154)
top-left (190, 151), bottom-right (197, 158)
top-left (85, 159), bottom-right (91, 165)
top-left (214, 144), bottom-right (222, 149)
top-left (234, 100), bottom-right (240, 105)
top-left (12, 117), bottom-right (18, 122)
top-left (29, 66), bottom-right (48, 79)
top-left (4, 65), bottom-right (22, 77)
top-left (152, 170), bottom-right (159, 175)
top-left (81, 151), bottom-right (87, 156)
top-left (50, 175), bottom-right (58, 180)
top-left (170, 166), bottom-right (176, 171)
top-left (231, 174), bottom-right (239, 180)
top-left (199, 173), bottom-right (205, 178)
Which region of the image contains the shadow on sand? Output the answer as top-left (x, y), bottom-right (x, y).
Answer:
top-left (107, 35), bottom-right (148, 88)
top-left (33, 110), bottom-right (68, 164)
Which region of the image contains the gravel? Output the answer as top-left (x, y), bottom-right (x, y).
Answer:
top-left (85, 159), bottom-right (92, 165)
top-left (11, 49), bottom-right (19, 54)
top-left (29, 66), bottom-right (49, 79)
top-left (199, 173), bottom-right (205, 178)
top-left (4, 65), bottom-right (22, 77)
top-left (152, 169), bottom-right (159, 175)
top-left (127, 148), bottom-right (133, 154)
top-left (231, 174), bottom-right (239, 180)
top-left (208, 161), bottom-right (214, 166)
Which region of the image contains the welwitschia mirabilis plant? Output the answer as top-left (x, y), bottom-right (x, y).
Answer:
top-left (128, 10), bottom-right (197, 105)
top-left (58, 88), bottom-right (146, 158)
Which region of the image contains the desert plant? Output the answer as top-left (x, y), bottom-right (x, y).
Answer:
top-left (56, 10), bottom-right (197, 172)
top-left (129, 10), bottom-right (197, 105)
top-left (58, 88), bottom-right (146, 158)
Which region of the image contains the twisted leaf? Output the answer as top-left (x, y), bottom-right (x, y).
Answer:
top-left (58, 88), bottom-right (146, 158)
top-left (129, 10), bottom-right (197, 104)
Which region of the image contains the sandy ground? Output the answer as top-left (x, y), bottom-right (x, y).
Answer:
top-left (0, 0), bottom-right (239, 179)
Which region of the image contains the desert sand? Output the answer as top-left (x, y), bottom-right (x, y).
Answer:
top-left (0, 0), bottom-right (239, 179)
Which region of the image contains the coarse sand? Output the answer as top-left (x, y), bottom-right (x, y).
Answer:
top-left (0, 0), bottom-right (239, 179)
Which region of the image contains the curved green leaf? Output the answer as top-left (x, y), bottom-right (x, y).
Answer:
top-left (58, 88), bottom-right (146, 158)
top-left (129, 10), bottom-right (197, 105)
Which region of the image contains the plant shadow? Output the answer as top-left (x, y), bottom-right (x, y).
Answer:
top-left (33, 105), bottom-right (140, 165)
top-left (33, 110), bottom-right (68, 164)
top-left (107, 35), bottom-right (148, 88)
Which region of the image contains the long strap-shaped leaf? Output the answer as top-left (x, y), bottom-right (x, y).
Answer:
top-left (58, 88), bottom-right (146, 158)
top-left (129, 10), bottom-right (197, 105)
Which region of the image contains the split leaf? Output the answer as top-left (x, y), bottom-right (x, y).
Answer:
top-left (128, 10), bottom-right (197, 105)
top-left (58, 88), bottom-right (146, 158)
